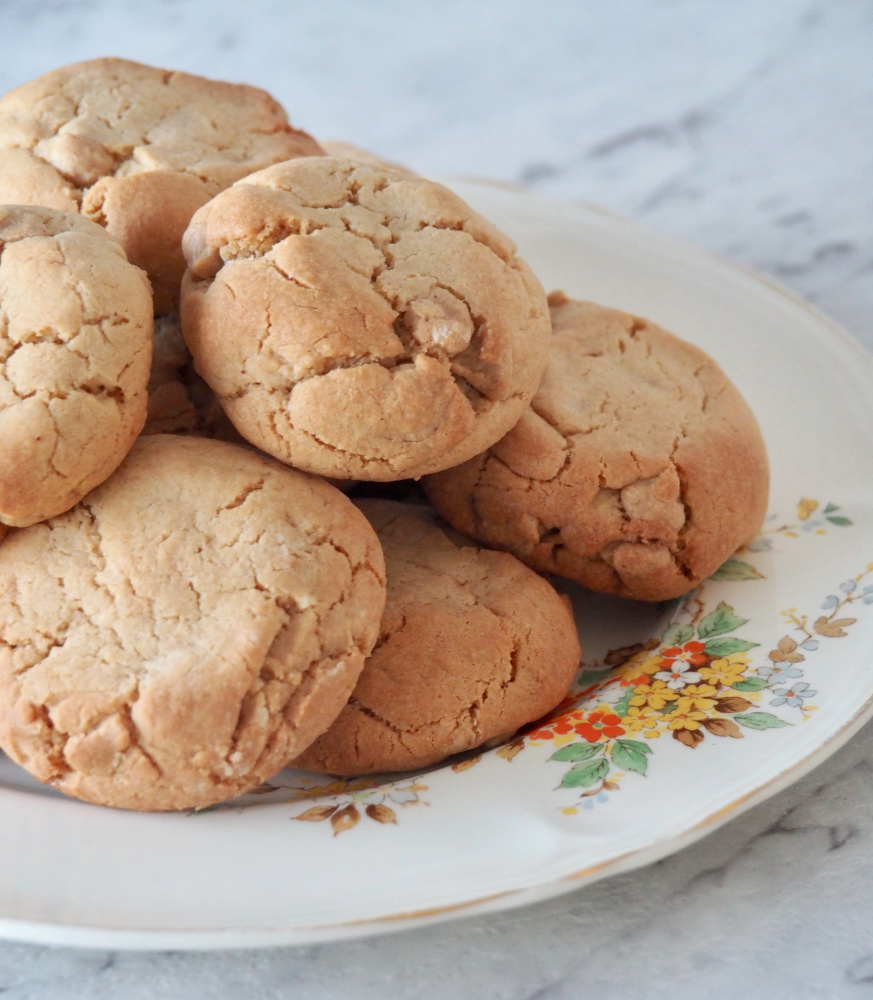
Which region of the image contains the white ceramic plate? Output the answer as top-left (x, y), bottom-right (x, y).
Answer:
top-left (2, 181), bottom-right (873, 950)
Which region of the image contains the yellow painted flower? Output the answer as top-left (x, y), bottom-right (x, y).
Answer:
top-left (629, 680), bottom-right (678, 711)
top-left (667, 709), bottom-right (707, 731)
top-left (617, 650), bottom-right (665, 685)
top-left (620, 705), bottom-right (660, 735)
top-left (675, 684), bottom-right (719, 714)
top-left (699, 653), bottom-right (751, 687)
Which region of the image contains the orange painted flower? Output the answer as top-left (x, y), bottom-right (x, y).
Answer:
top-left (527, 706), bottom-right (590, 741)
top-left (574, 707), bottom-right (626, 742)
top-left (661, 640), bottom-right (707, 667)
top-left (528, 727), bottom-right (555, 740)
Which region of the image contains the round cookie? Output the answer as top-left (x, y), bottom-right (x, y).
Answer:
top-left (294, 500), bottom-right (581, 776)
top-left (143, 313), bottom-right (242, 441)
top-left (423, 295), bottom-right (769, 602)
top-left (0, 205), bottom-right (153, 527)
top-left (180, 156), bottom-right (551, 481)
top-left (0, 58), bottom-right (323, 313)
top-left (0, 435), bottom-right (387, 811)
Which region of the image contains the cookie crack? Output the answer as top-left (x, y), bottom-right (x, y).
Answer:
top-left (193, 169), bottom-right (524, 409)
top-left (283, 417), bottom-right (412, 473)
top-left (216, 477), bottom-right (265, 513)
top-left (347, 697), bottom-right (437, 755)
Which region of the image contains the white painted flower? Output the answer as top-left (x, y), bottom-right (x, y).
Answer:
top-left (654, 662), bottom-right (703, 689)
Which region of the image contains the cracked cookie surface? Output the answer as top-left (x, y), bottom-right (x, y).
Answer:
top-left (294, 500), bottom-right (581, 775)
top-left (180, 157), bottom-right (551, 480)
top-left (423, 295), bottom-right (769, 602)
top-left (0, 205), bottom-right (153, 527)
top-left (0, 435), bottom-right (387, 811)
top-left (0, 58), bottom-right (323, 312)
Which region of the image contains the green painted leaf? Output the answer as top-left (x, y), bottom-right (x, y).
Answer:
top-left (823, 503), bottom-right (839, 514)
top-left (698, 602), bottom-right (749, 640)
top-left (561, 757), bottom-right (610, 788)
top-left (826, 515), bottom-right (852, 526)
top-left (550, 742), bottom-right (602, 762)
top-left (577, 668), bottom-right (615, 686)
top-left (611, 742), bottom-right (648, 776)
top-left (611, 687), bottom-right (635, 718)
top-left (734, 712), bottom-right (790, 730)
top-left (614, 738), bottom-right (653, 755)
top-left (660, 700), bottom-right (679, 715)
top-left (703, 637), bottom-right (760, 658)
top-left (662, 623), bottom-right (694, 647)
top-left (731, 676), bottom-right (769, 692)
top-left (710, 558), bottom-right (765, 582)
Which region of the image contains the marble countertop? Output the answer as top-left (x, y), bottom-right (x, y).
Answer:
top-left (0, 1), bottom-right (871, 996)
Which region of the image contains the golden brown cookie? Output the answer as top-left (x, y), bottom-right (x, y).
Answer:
top-left (180, 157), bottom-right (551, 481)
top-left (0, 58), bottom-right (323, 313)
top-left (294, 500), bottom-right (581, 775)
top-left (0, 205), bottom-right (152, 527)
top-left (424, 295), bottom-right (769, 602)
top-left (142, 313), bottom-right (241, 441)
top-left (0, 435), bottom-right (387, 811)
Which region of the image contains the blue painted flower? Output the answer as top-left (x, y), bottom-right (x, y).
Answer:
top-left (840, 580), bottom-right (857, 593)
top-left (581, 791), bottom-right (610, 811)
top-left (821, 595), bottom-right (840, 609)
top-left (801, 519), bottom-right (824, 532)
top-left (800, 640), bottom-right (819, 651)
top-left (759, 662), bottom-right (803, 686)
top-left (770, 681), bottom-right (817, 708)
top-left (863, 585), bottom-right (873, 605)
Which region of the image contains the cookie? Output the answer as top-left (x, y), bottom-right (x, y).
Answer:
top-left (180, 157), bottom-right (551, 481)
top-left (294, 500), bottom-right (581, 775)
top-left (0, 58), bottom-right (323, 313)
top-left (318, 140), bottom-right (415, 176)
top-left (0, 435), bottom-right (387, 811)
top-left (424, 295), bottom-right (769, 602)
top-left (0, 205), bottom-right (153, 527)
top-left (142, 313), bottom-right (241, 441)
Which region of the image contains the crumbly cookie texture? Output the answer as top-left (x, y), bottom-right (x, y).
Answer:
top-left (180, 157), bottom-right (551, 480)
top-left (143, 313), bottom-right (242, 441)
top-left (0, 58), bottom-right (323, 312)
top-left (294, 500), bottom-right (581, 775)
top-left (0, 435), bottom-right (387, 811)
top-left (0, 205), bottom-right (153, 527)
top-left (424, 295), bottom-right (770, 602)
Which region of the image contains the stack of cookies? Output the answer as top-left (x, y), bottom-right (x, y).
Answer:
top-left (0, 58), bottom-right (768, 812)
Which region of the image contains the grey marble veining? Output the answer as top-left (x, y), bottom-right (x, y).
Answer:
top-left (0, 1), bottom-right (871, 997)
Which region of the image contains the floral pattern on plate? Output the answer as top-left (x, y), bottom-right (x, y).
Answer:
top-left (231, 497), bottom-right (870, 834)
